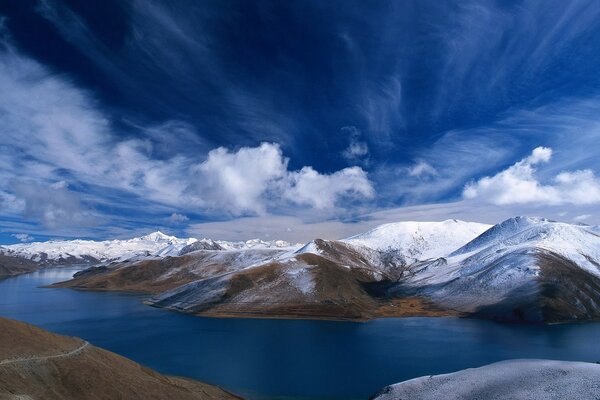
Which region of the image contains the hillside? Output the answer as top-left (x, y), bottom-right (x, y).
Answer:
top-left (0, 317), bottom-right (240, 400)
top-left (372, 359), bottom-right (600, 400)
top-left (401, 217), bottom-right (600, 322)
top-left (53, 217), bottom-right (600, 323)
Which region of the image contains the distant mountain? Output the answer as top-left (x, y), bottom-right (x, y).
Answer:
top-left (51, 217), bottom-right (600, 323)
top-left (2, 231), bottom-right (197, 266)
top-left (1, 231), bottom-right (299, 271)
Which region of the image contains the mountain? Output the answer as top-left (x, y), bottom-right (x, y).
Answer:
top-left (0, 247), bottom-right (40, 278)
top-left (342, 219), bottom-right (491, 261)
top-left (0, 317), bottom-right (240, 400)
top-left (51, 217), bottom-right (600, 323)
top-left (1, 231), bottom-right (299, 274)
top-left (400, 217), bottom-right (600, 322)
top-left (372, 359), bottom-right (600, 400)
top-left (2, 231), bottom-right (197, 266)
top-left (55, 220), bottom-right (488, 320)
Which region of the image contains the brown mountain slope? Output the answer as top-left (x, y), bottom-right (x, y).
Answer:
top-left (54, 243), bottom-right (452, 321)
top-left (0, 317), bottom-right (241, 400)
top-left (0, 254), bottom-right (40, 279)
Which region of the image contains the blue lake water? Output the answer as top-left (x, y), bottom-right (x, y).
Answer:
top-left (1, 267), bottom-right (600, 400)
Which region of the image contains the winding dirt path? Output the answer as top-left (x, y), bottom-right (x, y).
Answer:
top-left (0, 341), bottom-right (89, 366)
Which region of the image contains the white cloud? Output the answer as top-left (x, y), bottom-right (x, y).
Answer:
top-left (573, 214), bottom-right (591, 222)
top-left (190, 143), bottom-right (288, 214)
top-left (166, 213), bottom-right (189, 224)
top-left (463, 146), bottom-right (600, 205)
top-left (11, 233), bottom-right (34, 242)
top-left (408, 161), bottom-right (438, 178)
top-left (11, 181), bottom-right (96, 229)
top-left (341, 126), bottom-right (369, 162)
top-left (284, 166), bottom-right (374, 209)
top-left (0, 40), bottom-right (374, 224)
top-left (189, 143), bottom-right (374, 214)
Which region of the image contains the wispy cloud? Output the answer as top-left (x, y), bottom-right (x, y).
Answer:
top-left (11, 233), bottom-right (34, 242)
top-left (341, 126), bottom-right (369, 164)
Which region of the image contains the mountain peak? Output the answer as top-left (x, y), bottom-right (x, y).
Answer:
top-left (140, 231), bottom-right (175, 242)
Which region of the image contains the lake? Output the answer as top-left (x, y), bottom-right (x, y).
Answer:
top-left (1, 267), bottom-right (600, 400)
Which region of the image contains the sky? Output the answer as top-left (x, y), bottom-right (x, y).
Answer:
top-left (1, 0), bottom-right (600, 243)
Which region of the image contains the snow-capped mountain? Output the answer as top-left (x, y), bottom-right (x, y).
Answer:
top-left (2, 231), bottom-right (197, 265)
top-left (48, 216), bottom-right (600, 323)
top-left (403, 217), bottom-right (600, 322)
top-left (342, 219), bottom-right (491, 261)
top-left (1, 230), bottom-right (301, 268)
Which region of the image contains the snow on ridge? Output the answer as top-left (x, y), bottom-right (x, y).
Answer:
top-left (449, 216), bottom-right (600, 276)
top-left (342, 219), bottom-right (492, 260)
top-left (215, 238), bottom-right (300, 250)
top-left (4, 231), bottom-right (197, 263)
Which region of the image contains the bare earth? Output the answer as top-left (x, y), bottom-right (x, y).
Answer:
top-left (0, 317), bottom-right (242, 400)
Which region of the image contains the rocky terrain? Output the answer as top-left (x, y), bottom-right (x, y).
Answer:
top-left (0, 317), bottom-right (240, 400)
top-left (0, 250), bottom-right (39, 278)
top-left (371, 359), bottom-right (600, 400)
top-left (40, 217), bottom-right (600, 323)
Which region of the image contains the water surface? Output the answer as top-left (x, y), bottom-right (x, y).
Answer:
top-left (1, 267), bottom-right (600, 400)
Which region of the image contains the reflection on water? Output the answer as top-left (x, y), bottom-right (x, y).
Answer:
top-left (1, 267), bottom-right (600, 400)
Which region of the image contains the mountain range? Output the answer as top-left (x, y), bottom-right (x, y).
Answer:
top-left (4, 216), bottom-right (600, 323)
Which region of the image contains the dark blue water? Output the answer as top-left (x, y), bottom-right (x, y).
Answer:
top-left (1, 267), bottom-right (600, 400)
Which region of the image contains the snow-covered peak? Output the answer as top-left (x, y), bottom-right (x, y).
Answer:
top-left (139, 231), bottom-right (178, 242)
top-left (4, 232), bottom-right (198, 264)
top-left (215, 238), bottom-right (300, 250)
top-left (342, 219), bottom-right (491, 260)
top-left (447, 216), bottom-right (600, 278)
top-left (450, 216), bottom-right (585, 256)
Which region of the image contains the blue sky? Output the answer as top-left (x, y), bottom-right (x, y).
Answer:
top-left (2, 0), bottom-right (600, 243)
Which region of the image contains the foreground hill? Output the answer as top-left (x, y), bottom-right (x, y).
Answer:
top-left (371, 359), bottom-right (600, 400)
top-left (53, 217), bottom-right (600, 323)
top-left (0, 317), bottom-right (240, 400)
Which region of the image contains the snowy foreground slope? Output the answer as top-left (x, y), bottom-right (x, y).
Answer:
top-left (49, 217), bottom-right (600, 322)
top-left (372, 359), bottom-right (600, 400)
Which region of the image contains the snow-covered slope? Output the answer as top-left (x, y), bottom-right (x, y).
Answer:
top-left (215, 238), bottom-right (299, 250)
top-left (373, 359), bottom-right (600, 400)
top-left (448, 216), bottom-right (600, 278)
top-left (342, 219), bottom-right (491, 261)
top-left (4, 231), bottom-right (197, 265)
top-left (404, 217), bottom-right (600, 321)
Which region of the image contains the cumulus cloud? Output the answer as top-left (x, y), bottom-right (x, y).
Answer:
top-left (189, 143), bottom-right (374, 214)
top-left (341, 126), bottom-right (369, 162)
top-left (12, 233), bottom-right (34, 242)
top-left (284, 166), bottom-right (374, 209)
top-left (463, 147), bottom-right (600, 205)
top-left (190, 143), bottom-right (288, 214)
top-left (0, 39), bottom-right (374, 225)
